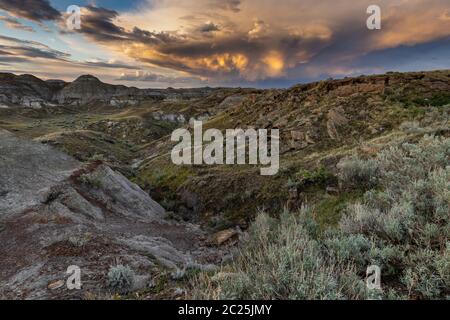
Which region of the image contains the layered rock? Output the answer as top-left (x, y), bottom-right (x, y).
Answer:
top-left (0, 73), bottom-right (218, 108)
top-left (54, 75), bottom-right (141, 106)
top-left (0, 73), bottom-right (55, 108)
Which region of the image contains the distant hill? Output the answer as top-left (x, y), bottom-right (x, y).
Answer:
top-left (0, 73), bottom-right (219, 108)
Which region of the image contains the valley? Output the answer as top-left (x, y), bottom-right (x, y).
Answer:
top-left (0, 70), bottom-right (449, 299)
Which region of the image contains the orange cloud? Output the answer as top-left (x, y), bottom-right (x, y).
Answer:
top-left (5, 0), bottom-right (450, 85)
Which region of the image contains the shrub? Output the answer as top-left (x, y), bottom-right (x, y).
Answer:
top-left (194, 135), bottom-right (449, 300)
top-left (399, 121), bottom-right (424, 134)
top-left (323, 233), bottom-right (372, 267)
top-left (193, 207), bottom-right (367, 300)
top-left (339, 135), bottom-right (450, 298)
top-left (288, 167), bottom-right (336, 189)
top-left (88, 153), bottom-right (106, 162)
top-left (107, 265), bottom-right (135, 294)
top-left (337, 156), bottom-right (379, 190)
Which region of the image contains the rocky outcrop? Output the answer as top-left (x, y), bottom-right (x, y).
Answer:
top-left (0, 129), bottom-right (80, 215)
top-left (0, 73), bottom-right (219, 108)
top-left (54, 75), bottom-right (141, 106)
top-left (0, 73), bottom-right (55, 108)
top-left (152, 111), bottom-right (187, 124)
top-left (0, 130), bottom-right (219, 299)
top-left (326, 107), bottom-right (349, 140)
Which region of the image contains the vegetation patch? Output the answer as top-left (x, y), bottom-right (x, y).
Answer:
top-left (194, 135), bottom-right (450, 300)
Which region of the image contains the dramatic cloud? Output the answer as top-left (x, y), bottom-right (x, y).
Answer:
top-left (0, 0), bottom-right (60, 22)
top-left (0, 35), bottom-right (140, 80)
top-left (1, 0), bottom-right (450, 87)
top-left (58, 0), bottom-right (448, 84)
top-left (65, 3), bottom-right (332, 81)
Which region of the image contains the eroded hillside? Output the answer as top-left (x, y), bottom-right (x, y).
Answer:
top-left (0, 70), bottom-right (449, 299)
top-left (135, 70), bottom-right (450, 229)
top-left (0, 130), bottom-right (222, 299)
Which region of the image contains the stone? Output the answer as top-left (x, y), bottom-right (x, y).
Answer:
top-left (211, 229), bottom-right (239, 246)
top-left (48, 280), bottom-right (65, 291)
top-left (326, 186), bottom-right (340, 195)
top-left (327, 107), bottom-right (349, 140)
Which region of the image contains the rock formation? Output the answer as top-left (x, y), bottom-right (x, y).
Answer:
top-left (0, 73), bottom-right (218, 108)
top-left (0, 130), bottom-right (217, 299)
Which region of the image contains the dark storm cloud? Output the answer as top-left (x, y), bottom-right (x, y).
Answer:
top-left (68, 5), bottom-right (332, 80)
top-left (64, 6), bottom-right (180, 46)
top-left (348, 38), bottom-right (450, 71)
top-left (4, 0), bottom-right (444, 86)
top-left (130, 27), bottom-right (182, 45)
top-left (55, 1), bottom-right (344, 81)
top-left (61, 6), bottom-right (127, 42)
top-left (0, 0), bottom-right (60, 22)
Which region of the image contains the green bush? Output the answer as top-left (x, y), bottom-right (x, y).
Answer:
top-left (107, 265), bottom-right (135, 294)
top-left (337, 156), bottom-right (379, 190)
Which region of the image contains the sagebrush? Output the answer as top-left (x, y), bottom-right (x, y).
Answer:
top-left (194, 135), bottom-right (450, 300)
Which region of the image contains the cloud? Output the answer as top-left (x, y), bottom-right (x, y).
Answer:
top-left (0, 0), bottom-right (60, 22)
top-left (441, 10), bottom-right (450, 21)
top-left (198, 21), bottom-right (220, 33)
top-left (65, 3), bottom-right (333, 81)
top-left (0, 35), bottom-right (142, 74)
top-left (211, 0), bottom-right (241, 12)
top-left (61, 6), bottom-right (180, 45)
top-left (0, 35), bottom-right (70, 61)
top-left (60, 6), bottom-right (126, 41)
top-left (0, 15), bottom-right (34, 32)
top-left (248, 20), bottom-right (269, 39)
top-left (3, 0), bottom-right (450, 86)
top-left (0, 55), bottom-right (29, 64)
top-left (117, 70), bottom-right (205, 84)
top-left (80, 60), bottom-right (141, 70)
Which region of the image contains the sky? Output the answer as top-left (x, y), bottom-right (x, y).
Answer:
top-left (0, 0), bottom-right (450, 88)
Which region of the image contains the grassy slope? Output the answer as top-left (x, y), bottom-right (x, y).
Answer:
top-left (1, 70), bottom-right (449, 230)
top-left (136, 70), bottom-right (450, 230)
